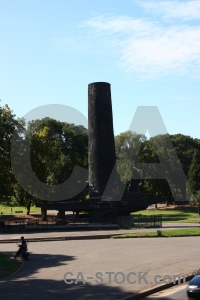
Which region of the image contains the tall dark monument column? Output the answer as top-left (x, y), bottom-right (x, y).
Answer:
top-left (88, 82), bottom-right (116, 195)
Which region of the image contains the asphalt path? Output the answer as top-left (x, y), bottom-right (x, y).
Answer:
top-left (0, 233), bottom-right (200, 300)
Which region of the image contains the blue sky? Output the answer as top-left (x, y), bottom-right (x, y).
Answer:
top-left (0, 0), bottom-right (200, 139)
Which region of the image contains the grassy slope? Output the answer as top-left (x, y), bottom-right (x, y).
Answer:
top-left (0, 198), bottom-right (41, 215)
top-left (0, 253), bottom-right (21, 279)
top-left (132, 206), bottom-right (200, 223)
top-left (113, 228), bottom-right (200, 238)
top-left (1, 197), bottom-right (200, 223)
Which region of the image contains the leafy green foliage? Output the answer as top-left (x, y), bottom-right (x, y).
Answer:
top-left (190, 190), bottom-right (200, 215)
top-left (188, 150), bottom-right (200, 193)
top-left (0, 102), bottom-right (25, 196)
top-left (28, 118), bottom-right (88, 186)
top-left (6, 118), bottom-right (88, 214)
top-left (1, 98), bottom-right (200, 213)
top-left (170, 134), bottom-right (200, 176)
top-left (11, 183), bottom-right (36, 215)
top-left (115, 131), bottom-right (200, 201)
top-left (115, 130), bottom-right (146, 183)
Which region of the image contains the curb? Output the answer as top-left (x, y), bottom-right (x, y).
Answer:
top-left (0, 234), bottom-right (120, 243)
top-left (112, 235), bottom-right (200, 239)
top-left (121, 270), bottom-right (199, 300)
top-left (1, 233), bottom-right (200, 243)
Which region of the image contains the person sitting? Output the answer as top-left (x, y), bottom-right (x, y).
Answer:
top-left (14, 236), bottom-right (27, 258)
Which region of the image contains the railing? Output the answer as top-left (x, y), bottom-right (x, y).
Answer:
top-left (132, 214), bottom-right (162, 228)
top-left (0, 214), bottom-right (162, 233)
top-left (0, 216), bottom-right (91, 233)
top-left (115, 215), bottom-right (162, 229)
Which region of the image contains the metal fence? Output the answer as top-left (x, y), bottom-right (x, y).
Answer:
top-left (0, 216), bottom-right (90, 233)
top-left (115, 214), bottom-right (162, 229)
top-left (132, 214), bottom-right (162, 228)
top-left (0, 214), bottom-right (162, 233)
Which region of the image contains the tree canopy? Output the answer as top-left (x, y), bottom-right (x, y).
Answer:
top-left (13, 118), bottom-right (88, 213)
top-left (0, 102), bottom-right (24, 196)
top-left (1, 100), bottom-right (200, 212)
top-left (115, 131), bottom-right (200, 202)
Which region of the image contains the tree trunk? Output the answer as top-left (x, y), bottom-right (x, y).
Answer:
top-left (41, 207), bottom-right (47, 221)
top-left (58, 210), bottom-right (65, 219)
top-left (26, 203), bottom-right (31, 215)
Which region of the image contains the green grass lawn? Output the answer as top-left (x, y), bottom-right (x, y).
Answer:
top-left (0, 253), bottom-right (21, 279)
top-left (132, 206), bottom-right (200, 223)
top-left (0, 197), bottom-right (41, 215)
top-left (0, 197), bottom-right (200, 223)
top-left (112, 228), bottom-right (200, 238)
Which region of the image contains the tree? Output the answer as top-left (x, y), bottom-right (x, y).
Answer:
top-left (11, 182), bottom-right (36, 215)
top-left (0, 102), bottom-right (25, 197)
top-left (11, 117), bottom-right (88, 214)
top-left (115, 130), bottom-right (146, 184)
top-left (170, 134), bottom-right (199, 176)
top-left (190, 190), bottom-right (200, 215)
top-left (188, 149), bottom-right (200, 193)
top-left (115, 132), bottom-right (197, 203)
top-left (9, 118), bottom-right (88, 215)
top-left (137, 135), bottom-right (174, 201)
top-left (28, 118), bottom-right (88, 187)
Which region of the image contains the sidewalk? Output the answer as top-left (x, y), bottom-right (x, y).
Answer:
top-left (0, 222), bottom-right (199, 242)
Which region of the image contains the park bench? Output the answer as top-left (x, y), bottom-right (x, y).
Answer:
top-left (15, 210), bottom-right (23, 214)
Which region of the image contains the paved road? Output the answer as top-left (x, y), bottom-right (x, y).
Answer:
top-left (0, 234), bottom-right (200, 300)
